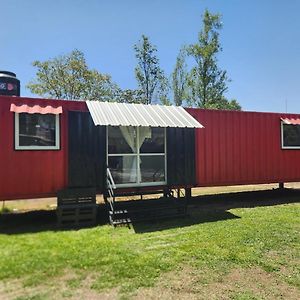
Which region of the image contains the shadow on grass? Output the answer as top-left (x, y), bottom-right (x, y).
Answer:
top-left (0, 188), bottom-right (299, 235)
top-left (189, 188), bottom-right (300, 210)
top-left (0, 207), bottom-right (109, 235)
top-left (132, 210), bottom-right (240, 233)
top-left (132, 188), bottom-right (300, 233)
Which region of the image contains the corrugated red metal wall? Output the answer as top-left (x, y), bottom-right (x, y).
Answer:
top-left (2, 96), bottom-right (300, 200)
top-left (0, 96), bottom-right (87, 200)
top-left (187, 108), bottom-right (300, 187)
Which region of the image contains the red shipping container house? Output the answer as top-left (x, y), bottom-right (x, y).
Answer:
top-left (1, 95), bottom-right (300, 223)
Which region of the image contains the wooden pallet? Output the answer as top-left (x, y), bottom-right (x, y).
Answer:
top-left (57, 188), bottom-right (97, 227)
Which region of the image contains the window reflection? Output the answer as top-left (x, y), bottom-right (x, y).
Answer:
top-left (140, 156), bottom-right (165, 182)
top-left (108, 156), bottom-right (137, 184)
top-left (108, 126), bottom-right (136, 154)
top-left (19, 113), bottom-right (56, 146)
top-left (283, 124), bottom-right (300, 147)
top-left (140, 127), bottom-right (164, 153)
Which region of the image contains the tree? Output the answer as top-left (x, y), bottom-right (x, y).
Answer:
top-left (172, 49), bottom-right (188, 106)
top-left (186, 10), bottom-right (241, 110)
top-left (116, 88), bottom-right (147, 104)
top-left (134, 35), bottom-right (168, 104)
top-left (157, 74), bottom-right (171, 105)
top-left (205, 96), bottom-right (242, 110)
top-left (27, 49), bottom-right (119, 101)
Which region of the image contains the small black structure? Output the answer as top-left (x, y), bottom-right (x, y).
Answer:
top-left (0, 71), bottom-right (20, 96)
top-left (56, 187), bottom-right (97, 227)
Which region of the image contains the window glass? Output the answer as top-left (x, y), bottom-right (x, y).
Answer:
top-left (282, 124), bottom-right (300, 147)
top-left (18, 113), bottom-right (56, 147)
top-left (107, 126), bottom-right (166, 186)
top-left (139, 127), bottom-right (164, 153)
top-left (108, 156), bottom-right (137, 184)
top-left (108, 126), bottom-right (136, 154)
top-left (140, 155), bottom-right (165, 182)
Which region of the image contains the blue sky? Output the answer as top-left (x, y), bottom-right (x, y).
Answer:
top-left (1, 0), bottom-right (300, 113)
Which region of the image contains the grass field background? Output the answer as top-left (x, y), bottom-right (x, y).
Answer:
top-left (0, 186), bottom-right (299, 299)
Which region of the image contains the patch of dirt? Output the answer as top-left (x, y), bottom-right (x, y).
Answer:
top-left (63, 273), bottom-right (119, 300)
top-left (3, 182), bottom-right (300, 212)
top-left (192, 182), bottom-right (300, 197)
top-left (133, 266), bottom-right (300, 300)
top-left (1, 265), bottom-right (299, 300)
top-left (1, 197), bottom-right (57, 212)
top-left (0, 271), bottom-right (118, 300)
top-left (0, 278), bottom-right (47, 300)
top-left (68, 286), bottom-right (119, 300)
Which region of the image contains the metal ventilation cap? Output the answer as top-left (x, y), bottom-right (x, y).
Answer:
top-left (0, 71), bottom-right (17, 78)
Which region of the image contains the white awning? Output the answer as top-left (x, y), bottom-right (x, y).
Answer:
top-left (86, 101), bottom-right (203, 128)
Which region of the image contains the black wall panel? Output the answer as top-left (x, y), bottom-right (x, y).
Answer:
top-left (167, 128), bottom-right (195, 186)
top-left (68, 113), bottom-right (194, 191)
top-left (68, 111), bottom-right (106, 192)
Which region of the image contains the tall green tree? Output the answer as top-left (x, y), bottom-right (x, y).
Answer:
top-left (172, 49), bottom-right (188, 106)
top-left (134, 35), bottom-right (169, 104)
top-left (158, 75), bottom-right (171, 106)
top-left (27, 49), bottom-right (119, 101)
top-left (206, 96), bottom-right (242, 110)
top-left (186, 10), bottom-right (241, 110)
top-left (116, 88), bottom-right (147, 104)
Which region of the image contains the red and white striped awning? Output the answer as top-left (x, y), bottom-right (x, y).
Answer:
top-left (281, 118), bottom-right (300, 125)
top-left (10, 103), bottom-right (62, 114)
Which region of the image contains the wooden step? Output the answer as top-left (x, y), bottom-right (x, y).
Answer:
top-left (109, 209), bottom-right (128, 215)
top-left (108, 200), bottom-right (187, 226)
top-left (110, 210), bottom-right (186, 226)
top-left (114, 190), bottom-right (166, 198)
top-left (114, 200), bottom-right (186, 212)
top-left (111, 218), bottom-right (131, 225)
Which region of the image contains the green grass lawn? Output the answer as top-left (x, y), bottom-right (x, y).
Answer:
top-left (0, 191), bottom-right (299, 300)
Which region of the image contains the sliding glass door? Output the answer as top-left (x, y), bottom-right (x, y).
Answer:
top-left (107, 126), bottom-right (166, 187)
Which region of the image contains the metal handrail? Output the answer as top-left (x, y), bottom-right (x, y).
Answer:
top-left (106, 168), bottom-right (116, 213)
top-left (107, 168), bottom-right (116, 190)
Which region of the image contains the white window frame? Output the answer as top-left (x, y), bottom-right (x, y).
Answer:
top-left (15, 112), bottom-right (60, 150)
top-left (107, 126), bottom-right (167, 188)
top-left (281, 121), bottom-right (300, 149)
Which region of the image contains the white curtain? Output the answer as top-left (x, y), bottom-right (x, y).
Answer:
top-left (118, 126), bottom-right (152, 184)
top-left (120, 126), bottom-right (137, 182)
top-left (120, 126), bottom-right (136, 152)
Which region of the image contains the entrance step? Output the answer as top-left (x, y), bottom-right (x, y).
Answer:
top-left (113, 189), bottom-right (166, 198)
top-left (108, 197), bottom-right (187, 226)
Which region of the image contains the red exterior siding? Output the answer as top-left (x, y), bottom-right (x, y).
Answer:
top-left (187, 108), bottom-right (300, 187)
top-left (0, 96), bottom-right (87, 200)
top-left (2, 95), bottom-right (300, 200)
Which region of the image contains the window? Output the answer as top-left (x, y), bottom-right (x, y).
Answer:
top-left (15, 113), bottom-right (60, 150)
top-left (107, 126), bottom-right (166, 186)
top-left (281, 122), bottom-right (300, 149)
